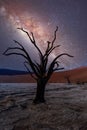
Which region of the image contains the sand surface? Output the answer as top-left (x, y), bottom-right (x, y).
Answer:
top-left (0, 83), bottom-right (87, 130)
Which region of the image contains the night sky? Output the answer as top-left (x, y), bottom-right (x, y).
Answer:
top-left (0, 0), bottom-right (87, 71)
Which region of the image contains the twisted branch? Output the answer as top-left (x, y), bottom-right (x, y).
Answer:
top-left (24, 61), bottom-right (37, 80)
top-left (17, 28), bottom-right (43, 57)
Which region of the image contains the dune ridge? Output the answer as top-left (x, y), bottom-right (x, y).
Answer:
top-left (0, 66), bottom-right (87, 83)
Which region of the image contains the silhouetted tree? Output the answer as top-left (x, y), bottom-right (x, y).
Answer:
top-left (65, 75), bottom-right (71, 84)
top-left (3, 26), bottom-right (73, 104)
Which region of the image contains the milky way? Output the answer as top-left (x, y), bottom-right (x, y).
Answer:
top-left (0, 0), bottom-right (87, 70)
top-left (0, 1), bottom-right (50, 44)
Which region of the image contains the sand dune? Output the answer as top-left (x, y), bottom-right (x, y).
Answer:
top-left (0, 66), bottom-right (87, 83)
top-left (50, 66), bottom-right (87, 83)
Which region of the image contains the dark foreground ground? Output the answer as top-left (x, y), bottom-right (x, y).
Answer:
top-left (0, 83), bottom-right (87, 130)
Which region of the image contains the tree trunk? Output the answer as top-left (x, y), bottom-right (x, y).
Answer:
top-left (33, 78), bottom-right (46, 104)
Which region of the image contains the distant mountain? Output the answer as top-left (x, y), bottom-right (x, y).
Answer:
top-left (0, 69), bottom-right (28, 75)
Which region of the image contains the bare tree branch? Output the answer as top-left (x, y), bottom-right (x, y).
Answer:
top-left (52, 53), bottom-right (73, 63)
top-left (13, 40), bottom-right (25, 49)
top-left (47, 26), bottom-right (58, 53)
top-left (46, 53), bottom-right (73, 81)
top-left (3, 42), bottom-right (41, 78)
top-left (3, 47), bottom-right (26, 57)
top-left (44, 44), bottom-right (60, 58)
top-left (17, 28), bottom-right (33, 42)
top-left (52, 26), bottom-right (58, 46)
top-left (24, 61), bottom-right (37, 80)
top-left (45, 41), bottom-right (51, 54)
top-left (53, 67), bottom-right (64, 72)
top-left (17, 28), bottom-right (43, 57)
top-left (3, 51), bottom-right (28, 59)
top-left (14, 39), bottom-right (41, 77)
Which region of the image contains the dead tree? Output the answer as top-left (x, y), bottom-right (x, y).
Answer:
top-left (65, 75), bottom-right (71, 84)
top-left (3, 26), bottom-right (73, 104)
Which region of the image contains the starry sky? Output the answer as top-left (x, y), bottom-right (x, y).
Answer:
top-left (0, 0), bottom-right (87, 71)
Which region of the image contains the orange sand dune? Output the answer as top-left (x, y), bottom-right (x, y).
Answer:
top-left (50, 66), bottom-right (87, 83)
top-left (0, 67), bottom-right (87, 83)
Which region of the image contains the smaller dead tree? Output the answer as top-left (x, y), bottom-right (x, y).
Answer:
top-left (65, 75), bottom-right (71, 84)
top-left (3, 26), bottom-right (73, 104)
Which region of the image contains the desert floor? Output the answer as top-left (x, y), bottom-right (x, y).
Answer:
top-left (0, 83), bottom-right (87, 130)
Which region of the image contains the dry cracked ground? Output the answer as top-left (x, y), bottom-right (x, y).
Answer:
top-left (0, 83), bottom-right (87, 130)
